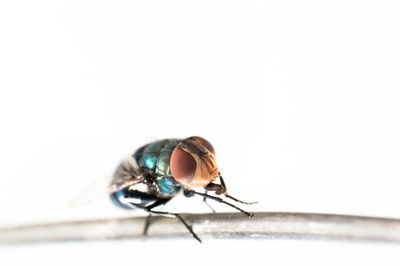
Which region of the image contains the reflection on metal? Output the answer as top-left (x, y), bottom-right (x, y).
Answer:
top-left (1, 212), bottom-right (400, 244)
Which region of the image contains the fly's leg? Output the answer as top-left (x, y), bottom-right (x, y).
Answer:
top-left (225, 194), bottom-right (258, 205)
top-left (142, 214), bottom-right (152, 237)
top-left (144, 208), bottom-right (202, 243)
top-left (140, 198), bottom-right (169, 239)
top-left (185, 190), bottom-right (254, 217)
top-left (184, 189), bottom-right (215, 213)
top-left (206, 176), bottom-right (257, 204)
top-left (203, 191), bottom-right (216, 213)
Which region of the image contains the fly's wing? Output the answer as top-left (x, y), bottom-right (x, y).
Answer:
top-left (69, 156), bottom-right (144, 207)
top-left (108, 156), bottom-right (145, 194)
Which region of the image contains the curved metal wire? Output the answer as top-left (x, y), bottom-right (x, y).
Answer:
top-left (1, 212), bottom-right (400, 244)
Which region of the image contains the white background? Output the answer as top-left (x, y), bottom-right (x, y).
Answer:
top-left (1, 0), bottom-right (400, 265)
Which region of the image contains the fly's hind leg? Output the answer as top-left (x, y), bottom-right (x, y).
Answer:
top-left (142, 214), bottom-right (152, 237)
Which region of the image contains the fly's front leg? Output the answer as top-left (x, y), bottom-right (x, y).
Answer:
top-left (205, 174), bottom-right (227, 195)
top-left (187, 190), bottom-right (254, 217)
top-left (205, 183), bottom-right (226, 195)
top-left (206, 176), bottom-right (257, 204)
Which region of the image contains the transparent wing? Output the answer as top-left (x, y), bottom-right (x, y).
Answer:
top-left (69, 174), bottom-right (110, 208)
top-left (108, 156), bottom-right (144, 194)
top-left (69, 156), bottom-right (144, 207)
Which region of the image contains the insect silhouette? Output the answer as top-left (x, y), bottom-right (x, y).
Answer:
top-left (109, 136), bottom-right (255, 242)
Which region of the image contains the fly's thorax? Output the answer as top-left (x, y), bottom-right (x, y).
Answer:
top-left (133, 138), bottom-right (181, 176)
top-left (170, 136), bottom-right (219, 188)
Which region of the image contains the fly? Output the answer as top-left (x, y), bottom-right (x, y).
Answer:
top-left (109, 136), bottom-right (256, 242)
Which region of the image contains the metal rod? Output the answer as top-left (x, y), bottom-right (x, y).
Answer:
top-left (1, 212), bottom-right (400, 245)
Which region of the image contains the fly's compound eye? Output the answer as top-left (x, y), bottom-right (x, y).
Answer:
top-left (189, 136), bottom-right (215, 155)
top-left (170, 147), bottom-right (197, 185)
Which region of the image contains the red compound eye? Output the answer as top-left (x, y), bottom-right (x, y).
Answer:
top-left (170, 148), bottom-right (197, 184)
top-left (189, 136), bottom-right (215, 154)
